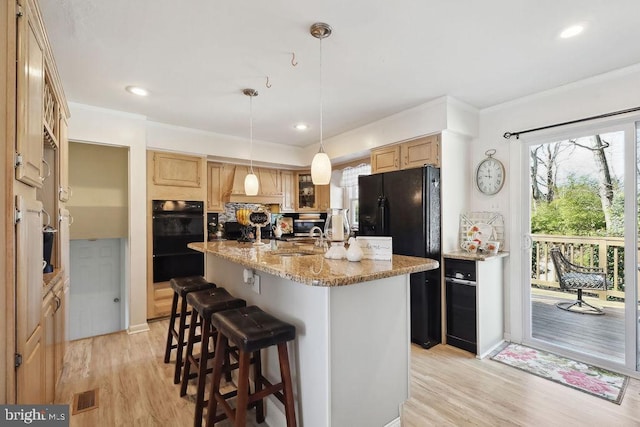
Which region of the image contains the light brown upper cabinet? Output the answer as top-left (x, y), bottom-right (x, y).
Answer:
top-left (16, 1), bottom-right (45, 188)
top-left (401, 134), bottom-right (440, 169)
top-left (295, 171), bottom-right (329, 212)
top-left (280, 170), bottom-right (295, 212)
top-left (153, 152), bottom-right (202, 188)
top-left (371, 145), bottom-right (400, 174)
top-left (207, 162), bottom-right (224, 212)
top-left (57, 116), bottom-right (70, 202)
top-left (371, 134), bottom-right (441, 174)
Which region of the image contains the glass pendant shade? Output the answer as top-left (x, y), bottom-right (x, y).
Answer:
top-left (311, 151), bottom-right (332, 185)
top-left (244, 172), bottom-right (259, 196)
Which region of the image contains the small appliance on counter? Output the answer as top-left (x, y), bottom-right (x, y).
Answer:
top-left (223, 221), bottom-right (272, 242)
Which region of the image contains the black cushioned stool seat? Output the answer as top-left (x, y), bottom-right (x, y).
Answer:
top-left (181, 287), bottom-right (246, 427)
top-left (206, 306), bottom-right (297, 427)
top-left (164, 276), bottom-right (216, 385)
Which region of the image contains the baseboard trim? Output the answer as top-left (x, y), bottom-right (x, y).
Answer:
top-left (384, 416), bottom-right (401, 427)
top-left (127, 322), bottom-right (150, 334)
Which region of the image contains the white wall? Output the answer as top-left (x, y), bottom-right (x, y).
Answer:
top-left (473, 63), bottom-right (640, 342)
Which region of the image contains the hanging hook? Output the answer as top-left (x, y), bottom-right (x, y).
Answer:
top-left (291, 52), bottom-right (298, 67)
top-left (265, 76), bottom-right (272, 88)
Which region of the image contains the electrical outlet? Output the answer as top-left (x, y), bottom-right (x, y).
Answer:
top-left (251, 273), bottom-right (260, 294)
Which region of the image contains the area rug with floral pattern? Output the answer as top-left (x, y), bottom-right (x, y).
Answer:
top-left (491, 343), bottom-right (628, 404)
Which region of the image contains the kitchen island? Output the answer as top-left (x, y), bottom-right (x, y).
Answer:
top-left (188, 241), bottom-right (438, 427)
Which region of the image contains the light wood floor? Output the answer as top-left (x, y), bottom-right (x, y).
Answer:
top-left (56, 319), bottom-right (640, 426)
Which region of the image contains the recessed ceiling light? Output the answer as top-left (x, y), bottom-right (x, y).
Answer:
top-left (559, 24), bottom-right (584, 39)
top-left (294, 123), bottom-right (308, 131)
top-left (125, 85), bottom-right (149, 96)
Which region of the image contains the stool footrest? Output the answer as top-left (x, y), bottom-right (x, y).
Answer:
top-left (251, 378), bottom-right (285, 405)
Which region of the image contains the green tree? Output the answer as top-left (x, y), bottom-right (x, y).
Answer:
top-left (531, 174), bottom-right (606, 235)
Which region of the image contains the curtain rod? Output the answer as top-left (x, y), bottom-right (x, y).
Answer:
top-left (502, 106), bottom-right (640, 140)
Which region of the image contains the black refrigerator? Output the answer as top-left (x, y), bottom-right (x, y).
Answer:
top-left (358, 166), bottom-right (441, 348)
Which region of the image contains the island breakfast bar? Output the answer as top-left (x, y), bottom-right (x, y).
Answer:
top-left (188, 241), bottom-right (438, 427)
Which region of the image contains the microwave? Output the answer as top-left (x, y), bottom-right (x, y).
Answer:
top-left (292, 213), bottom-right (327, 237)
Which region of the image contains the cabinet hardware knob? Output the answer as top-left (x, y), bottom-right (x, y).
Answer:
top-left (114, 298), bottom-right (120, 303)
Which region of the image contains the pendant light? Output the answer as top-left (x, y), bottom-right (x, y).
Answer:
top-left (243, 88), bottom-right (259, 196)
top-left (310, 22), bottom-right (332, 185)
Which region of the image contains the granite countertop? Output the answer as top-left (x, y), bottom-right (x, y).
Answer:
top-left (444, 250), bottom-right (510, 262)
top-left (188, 241), bottom-right (439, 287)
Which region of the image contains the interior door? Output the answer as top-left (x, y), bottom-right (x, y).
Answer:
top-left (69, 238), bottom-right (122, 340)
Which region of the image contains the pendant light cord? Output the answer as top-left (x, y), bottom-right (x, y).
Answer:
top-left (319, 37), bottom-right (325, 154)
top-left (249, 94), bottom-right (254, 173)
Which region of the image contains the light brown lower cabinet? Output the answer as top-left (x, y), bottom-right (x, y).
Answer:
top-left (43, 278), bottom-right (65, 404)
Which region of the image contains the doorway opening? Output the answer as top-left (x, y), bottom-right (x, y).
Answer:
top-left (68, 142), bottom-right (128, 339)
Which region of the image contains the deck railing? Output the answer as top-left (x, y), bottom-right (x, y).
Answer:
top-left (530, 234), bottom-right (634, 301)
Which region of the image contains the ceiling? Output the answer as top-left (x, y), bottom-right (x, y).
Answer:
top-left (38, 0), bottom-right (640, 148)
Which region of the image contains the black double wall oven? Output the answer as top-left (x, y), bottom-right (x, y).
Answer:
top-left (152, 200), bottom-right (204, 283)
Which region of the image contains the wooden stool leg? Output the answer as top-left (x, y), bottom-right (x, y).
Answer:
top-left (180, 309), bottom-right (199, 397)
top-left (253, 350), bottom-right (264, 423)
top-left (194, 317), bottom-right (212, 427)
top-left (234, 351), bottom-right (251, 427)
top-left (278, 343), bottom-right (297, 427)
top-left (174, 296), bottom-right (190, 384)
top-left (163, 292), bottom-right (179, 363)
top-left (206, 333), bottom-right (228, 427)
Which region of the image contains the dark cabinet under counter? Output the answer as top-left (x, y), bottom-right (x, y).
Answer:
top-left (444, 252), bottom-right (507, 358)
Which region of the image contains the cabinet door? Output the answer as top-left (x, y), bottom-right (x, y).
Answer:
top-left (153, 152), bottom-right (201, 187)
top-left (401, 134), bottom-right (440, 169)
top-left (315, 184), bottom-right (330, 211)
top-left (15, 196), bottom-right (45, 404)
top-left (280, 170), bottom-right (295, 212)
top-left (58, 116), bottom-right (70, 201)
top-left (296, 172), bottom-right (317, 211)
top-left (16, 2), bottom-right (45, 188)
top-left (371, 145), bottom-right (400, 174)
top-left (207, 163), bottom-right (224, 212)
top-left (43, 291), bottom-right (56, 404)
top-left (54, 282), bottom-right (66, 380)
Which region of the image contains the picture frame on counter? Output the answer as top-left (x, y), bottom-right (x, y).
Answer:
top-left (356, 236), bottom-right (393, 260)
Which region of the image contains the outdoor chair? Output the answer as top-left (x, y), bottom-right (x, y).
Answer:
top-left (549, 247), bottom-right (609, 315)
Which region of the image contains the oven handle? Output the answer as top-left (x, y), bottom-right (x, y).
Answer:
top-left (153, 213), bottom-right (203, 219)
top-left (445, 277), bottom-right (477, 286)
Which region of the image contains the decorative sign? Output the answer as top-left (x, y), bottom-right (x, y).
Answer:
top-left (356, 236), bottom-right (393, 260)
top-left (249, 210), bottom-right (270, 227)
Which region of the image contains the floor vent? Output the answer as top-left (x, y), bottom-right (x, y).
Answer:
top-left (72, 388), bottom-right (99, 415)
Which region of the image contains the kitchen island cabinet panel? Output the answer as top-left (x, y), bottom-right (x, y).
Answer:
top-left (189, 242), bottom-right (436, 425)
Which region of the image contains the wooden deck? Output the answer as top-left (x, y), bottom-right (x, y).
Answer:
top-left (531, 291), bottom-right (627, 362)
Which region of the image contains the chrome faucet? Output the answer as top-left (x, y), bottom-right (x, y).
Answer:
top-left (309, 226), bottom-right (327, 250)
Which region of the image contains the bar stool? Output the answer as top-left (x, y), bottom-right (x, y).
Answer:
top-left (164, 276), bottom-right (216, 384)
top-left (181, 287), bottom-right (247, 427)
top-left (206, 305), bottom-right (297, 427)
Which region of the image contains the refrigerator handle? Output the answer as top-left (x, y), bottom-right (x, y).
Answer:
top-left (377, 195), bottom-right (387, 235)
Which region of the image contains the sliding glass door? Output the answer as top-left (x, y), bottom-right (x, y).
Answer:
top-left (522, 121), bottom-right (638, 373)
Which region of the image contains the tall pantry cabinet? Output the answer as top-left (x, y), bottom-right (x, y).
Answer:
top-left (2, 0), bottom-right (70, 404)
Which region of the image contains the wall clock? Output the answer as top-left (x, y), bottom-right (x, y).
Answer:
top-left (475, 149), bottom-right (505, 195)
